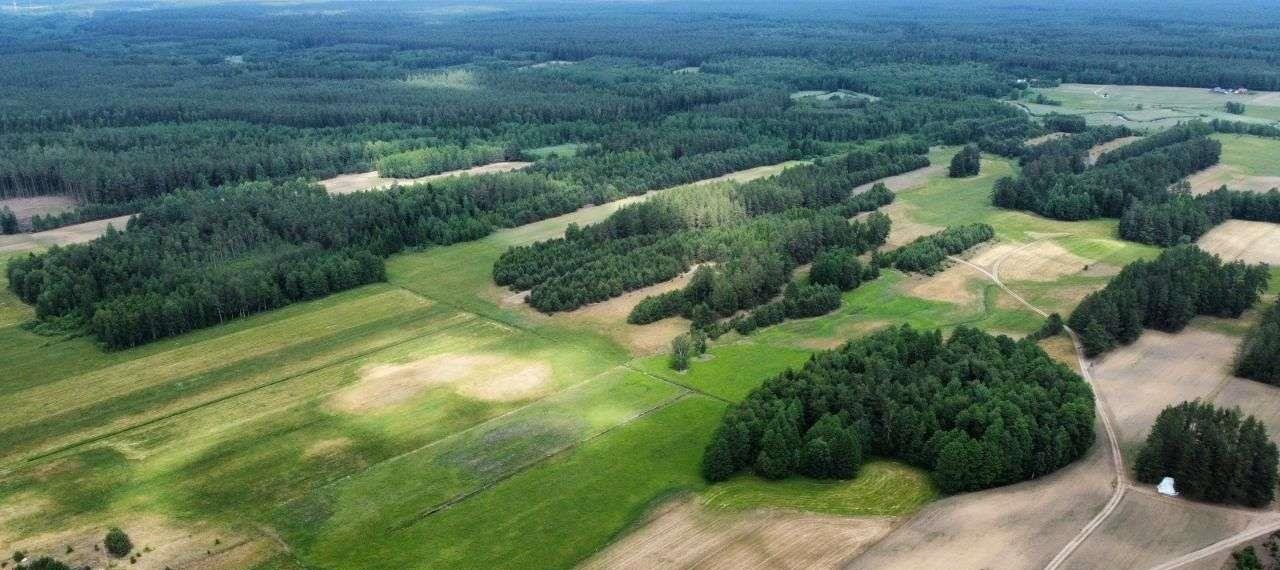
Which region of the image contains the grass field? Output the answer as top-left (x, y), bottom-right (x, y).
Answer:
top-left (703, 461), bottom-right (936, 517)
top-left (1019, 83), bottom-right (1280, 130)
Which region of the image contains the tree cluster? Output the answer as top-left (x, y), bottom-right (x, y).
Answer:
top-left (882, 223), bottom-right (995, 274)
top-left (701, 325), bottom-right (1096, 494)
top-left (1236, 300), bottom-right (1280, 385)
top-left (1135, 401), bottom-right (1277, 507)
top-left (948, 145), bottom-right (981, 178)
top-left (1067, 246), bottom-right (1269, 357)
top-left (376, 144), bottom-right (505, 178)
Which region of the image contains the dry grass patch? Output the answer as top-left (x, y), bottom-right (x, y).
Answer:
top-left (998, 241), bottom-right (1091, 282)
top-left (320, 161), bottom-right (531, 195)
top-left (880, 201), bottom-right (943, 248)
top-left (852, 164), bottom-right (942, 194)
top-left (1196, 220), bottom-right (1280, 266)
top-left (583, 498), bottom-right (897, 570)
top-left (1213, 379), bottom-right (1280, 443)
top-left (1187, 164), bottom-right (1280, 195)
top-left (331, 353), bottom-right (552, 412)
top-left (1087, 136), bottom-right (1143, 165)
top-left (0, 214), bottom-right (132, 253)
top-left (0, 515), bottom-right (272, 570)
top-left (1038, 335), bottom-right (1083, 375)
top-left (897, 262), bottom-right (985, 307)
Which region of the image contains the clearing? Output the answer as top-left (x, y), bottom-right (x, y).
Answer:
top-left (319, 161), bottom-right (531, 194)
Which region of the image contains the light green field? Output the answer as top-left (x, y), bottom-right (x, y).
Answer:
top-left (1020, 83), bottom-right (1280, 129)
top-left (525, 142), bottom-right (584, 159)
top-left (0, 149), bottom-right (1161, 569)
top-left (702, 460), bottom-right (937, 516)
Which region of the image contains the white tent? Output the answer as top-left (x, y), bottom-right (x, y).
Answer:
top-left (1157, 477), bottom-right (1178, 496)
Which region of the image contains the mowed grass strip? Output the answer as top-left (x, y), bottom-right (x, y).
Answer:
top-left (291, 394), bottom-right (726, 570)
top-left (701, 460), bottom-right (937, 517)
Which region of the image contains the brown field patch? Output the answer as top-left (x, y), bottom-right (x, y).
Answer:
top-left (320, 161), bottom-right (532, 195)
top-left (1061, 491), bottom-right (1255, 570)
top-left (584, 498), bottom-right (897, 570)
top-left (1213, 379), bottom-right (1280, 444)
top-left (847, 418), bottom-right (1113, 570)
top-left (997, 241), bottom-right (1090, 282)
top-left (1091, 327), bottom-right (1238, 456)
top-left (1038, 335), bottom-right (1083, 375)
top-left (1087, 136), bottom-right (1143, 165)
top-left (1196, 220), bottom-right (1280, 266)
top-left (0, 515), bottom-right (272, 570)
top-left (0, 195), bottom-right (78, 226)
top-left (880, 202), bottom-right (943, 249)
top-left (331, 353), bottom-right (551, 412)
top-left (1187, 164), bottom-right (1280, 195)
top-left (0, 214), bottom-right (133, 253)
top-left (852, 164), bottom-right (942, 194)
top-left (898, 261), bottom-right (985, 306)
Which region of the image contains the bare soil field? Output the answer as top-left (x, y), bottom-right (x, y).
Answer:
top-left (320, 161), bottom-right (532, 194)
top-left (1196, 220), bottom-right (1280, 266)
top-left (583, 498), bottom-right (898, 570)
top-left (1213, 379), bottom-right (1280, 443)
top-left (0, 214), bottom-right (133, 253)
top-left (1087, 136), bottom-right (1143, 165)
top-left (331, 352), bottom-right (552, 412)
top-left (1062, 491), bottom-right (1255, 570)
top-left (0, 195), bottom-right (78, 226)
top-left (1090, 327), bottom-right (1239, 457)
top-left (845, 419), bottom-right (1114, 570)
top-left (993, 241), bottom-right (1090, 282)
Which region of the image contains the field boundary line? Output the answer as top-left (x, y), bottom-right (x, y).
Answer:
top-left (4, 312), bottom-right (483, 472)
top-left (622, 363), bottom-right (733, 405)
top-left (392, 391), bottom-right (693, 530)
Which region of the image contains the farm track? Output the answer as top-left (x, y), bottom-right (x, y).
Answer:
top-left (946, 240), bottom-right (1126, 570)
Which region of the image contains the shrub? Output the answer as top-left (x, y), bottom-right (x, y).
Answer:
top-left (105, 527), bottom-right (133, 558)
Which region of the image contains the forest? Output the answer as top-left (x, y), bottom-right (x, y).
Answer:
top-left (700, 325), bottom-right (1096, 493)
top-left (1066, 246), bottom-right (1269, 357)
top-left (1135, 401), bottom-right (1277, 507)
top-left (1236, 300), bottom-right (1280, 385)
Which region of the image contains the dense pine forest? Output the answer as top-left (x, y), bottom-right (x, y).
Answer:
top-left (1236, 301), bottom-right (1280, 385)
top-left (700, 325), bottom-right (1096, 493)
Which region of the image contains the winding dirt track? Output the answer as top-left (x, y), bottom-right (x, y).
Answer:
top-left (949, 241), bottom-right (1126, 570)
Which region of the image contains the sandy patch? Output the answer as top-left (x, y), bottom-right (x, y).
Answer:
top-left (848, 416), bottom-right (1114, 569)
top-left (998, 241), bottom-right (1091, 282)
top-left (0, 195), bottom-right (78, 227)
top-left (584, 497), bottom-right (897, 570)
top-left (1187, 164), bottom-right (1280, 195)
top-left (331, 353), bottom-right (552, 412)
top-left (1091, 327), bottom-right (1239, 456)
top-left (1197, 220), bottom-right (1280, 266)
top-left (0, 514), bottom-right (271, 570)
top-left (1087, 136), bottom-right (1143, 165)
top-left (0, 214), bottom-right (133, 253)
top-left (320, 161), bottom-right (532, 195)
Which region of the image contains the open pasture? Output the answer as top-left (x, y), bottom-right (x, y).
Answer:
top-left (1024, 83), bottom-right (1280, 129)
top-left (1186, 134), bottom-right (1280, 194)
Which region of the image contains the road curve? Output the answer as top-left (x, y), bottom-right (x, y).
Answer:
top-left (947, 248), bottom-right (1127, 570)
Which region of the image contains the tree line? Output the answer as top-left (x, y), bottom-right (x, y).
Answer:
top-left (1135, 401), bottom-right (1277, 507)
top-left (881, 223), bottom-right (995, 274)
top-left (701, 325), bottom-right (1096, 494)
top-left (1236, 300), bottom-right (1280, 385)
top-left (1066, 246), bottom-right (1269, 357)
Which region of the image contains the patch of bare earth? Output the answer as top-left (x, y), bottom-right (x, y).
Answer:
top-left (330, 353), bottom-right (551, 412)
top-left (897, 261), bottom-right (985, 307)
top-left (0, 214), bottom-right (133, 253)
top-left (1087, 136), bottom-right (1143, 165)
top-left (320, 161), bottom-right (532, 195)
top-left (1061, 491), bottom-right (1256, 570)
top-left (1196, 220), bottom-right (1280, 266)
top-left (846, 418), bottom-right (1113, 569)
top-left (1, 515), bottom-right (272, 570)
top-left (583, 498), bottom-right (898, 570)
top-left (1091, 327), bottom-right (1238, 455)
top-left (0, 196), bottom-right (78, 226)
